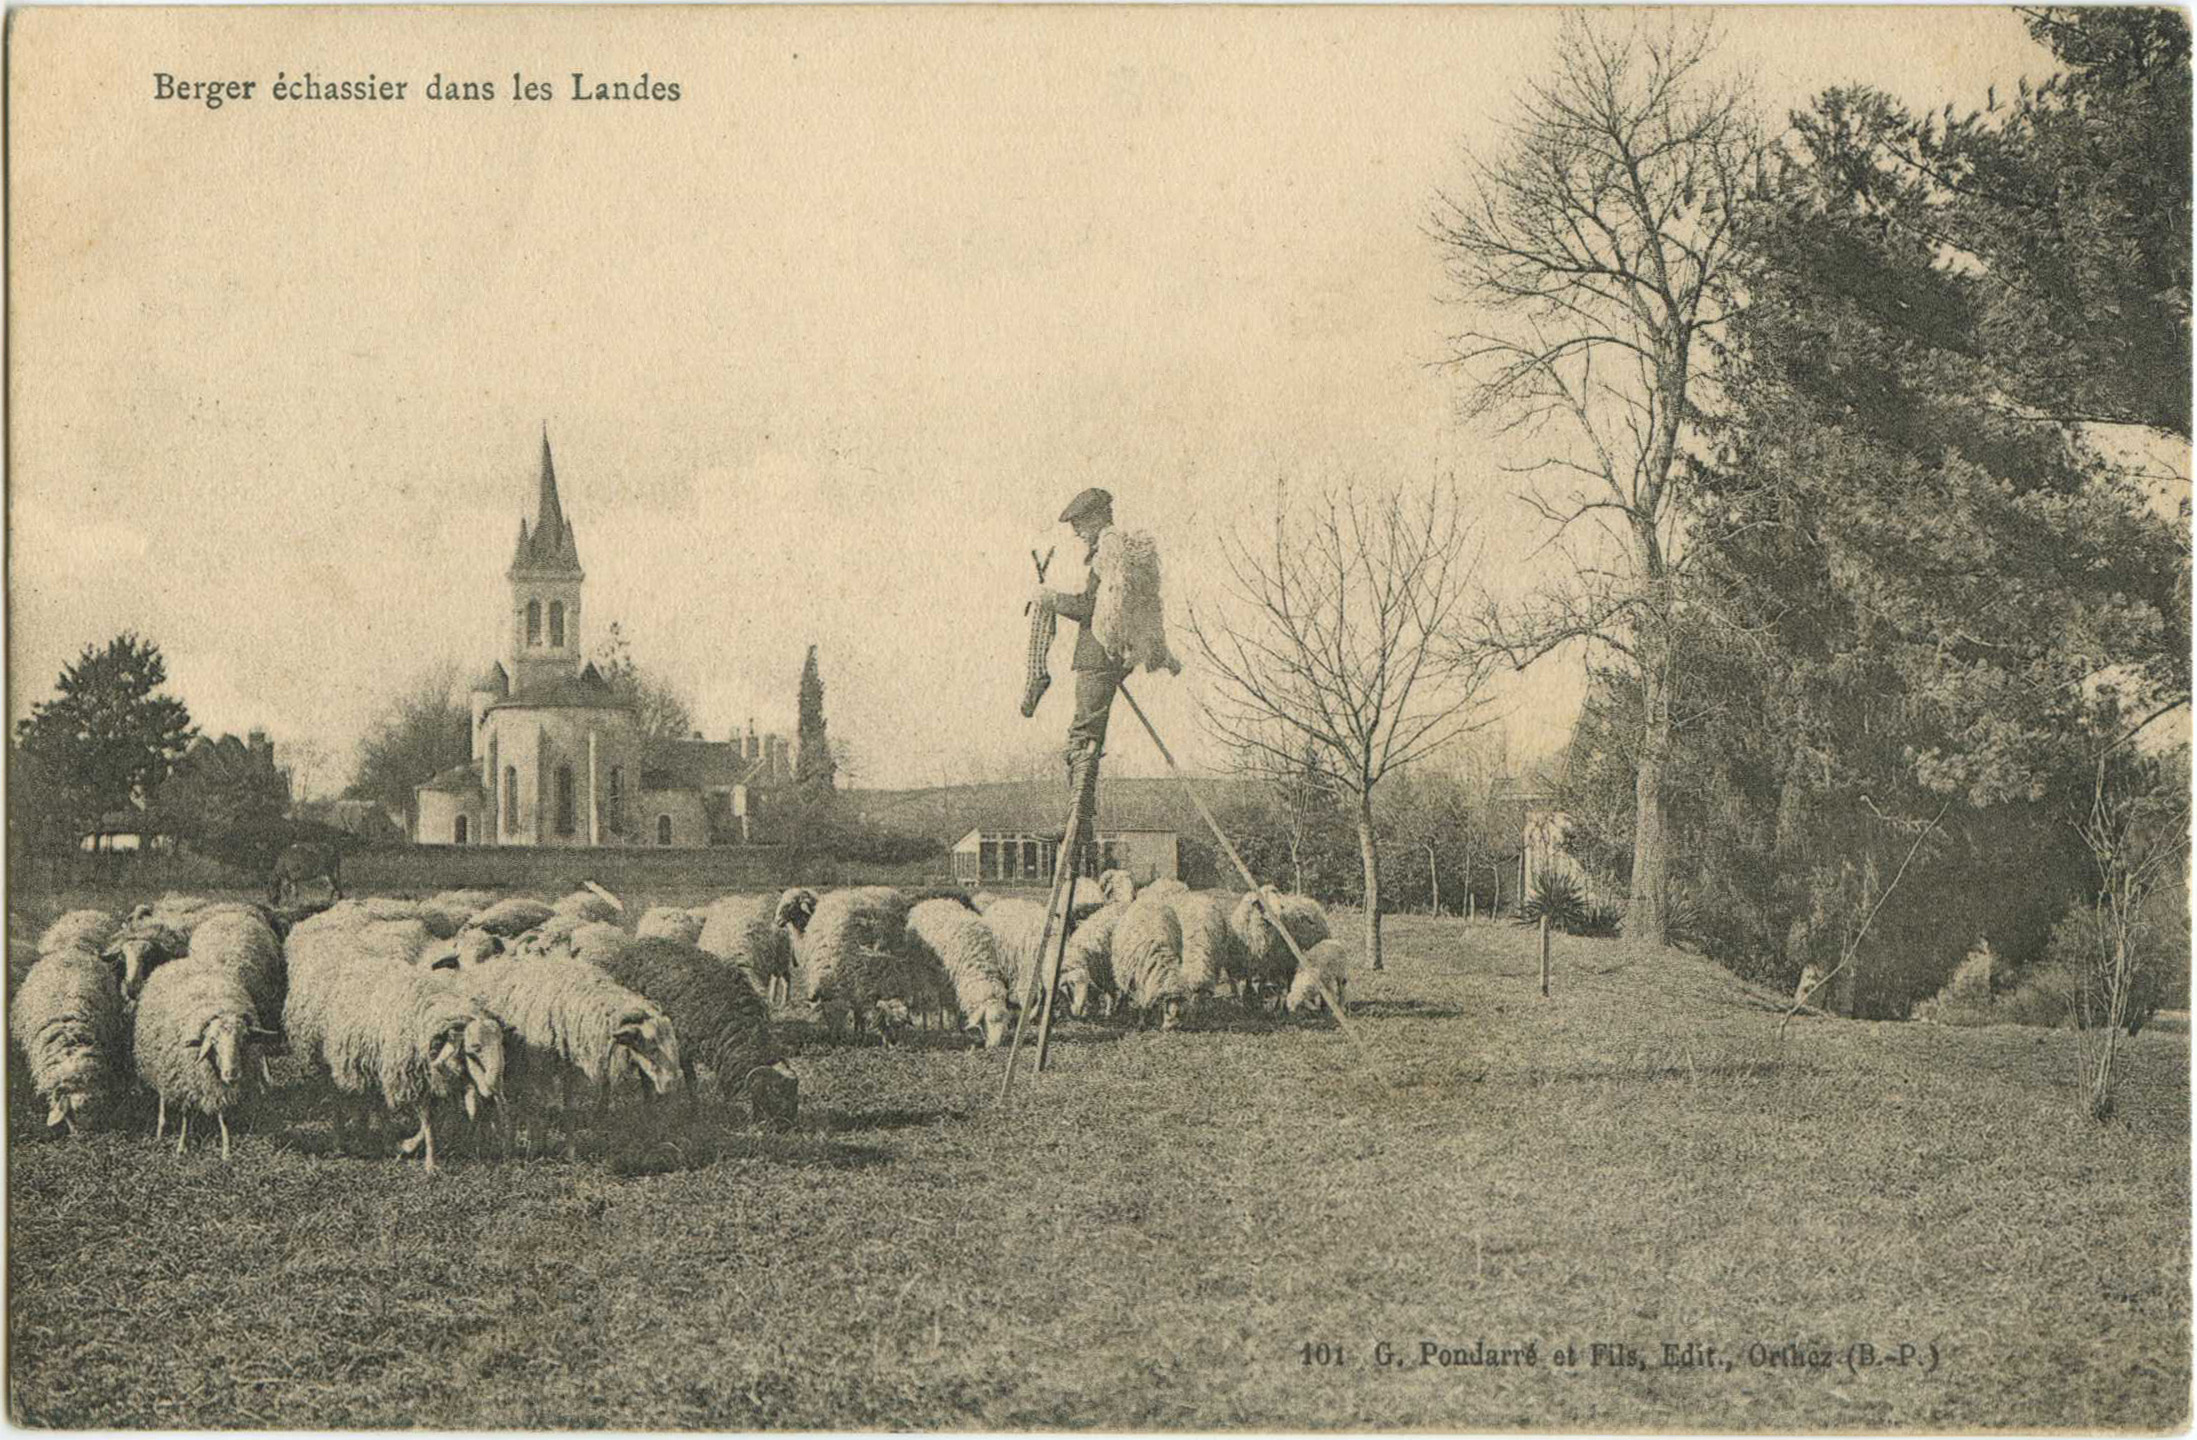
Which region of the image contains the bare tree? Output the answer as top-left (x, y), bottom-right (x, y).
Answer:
top-left (1191, 481), bottom-right (1493, 972)
top-left (1430, 14), bottom-right (1764, 943)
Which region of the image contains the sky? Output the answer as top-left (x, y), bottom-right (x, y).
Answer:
top-left (9, 6), bottom-right (2060, 795)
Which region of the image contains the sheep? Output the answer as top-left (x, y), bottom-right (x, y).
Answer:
top-left (38, 909), bottom-right (119, 959)
top-left (1110, 890), bottom-right (1197, 1028)
top-left (596, 938), bottom-right (792, 1119)
top-left (637, 905), bottom-right (708, 945)
top-left (463, 952), bottom-right (683, 1147)
top-left (696, 888), bottom-right (815, 1005)
top-left (794, 887), bottom-right (929, 1037)
top-left (1141, 878), bottom-right (1189, 899)
top-left (978, 898), bottom-right (1060, 1013)
top-left (284, 950), bottom-right (506, 1170)
top-left (1165, 891), bottom-right (1241, 999)
top-left (11, 945), bottom-right (128, 1133)
top-left (418, 929), bottom-right (507, 972)
top-left (1057, 901), bottom-right (1128, 1018)
top-left (1095, 870), bottom-right (1138, 906)
top-left (107, 916), bottom-right (188, 1000)
top-left (185, 909), bottom-right (285, 1033)
top-left (1229, 888), bottom-right (1332, 1008)
top-left (420, 889), bottom-right (499, 936)
top-left (551, 883), bottom-right (625, 923)
top-left (462, 897), bottom-right (556, 939)
top-left (1284, 938), bottom-right (1354, 1016)
top-left (905, 898), bottom-right (1014, 1046)
top-left (132, 958), bottom-right (275, 1159)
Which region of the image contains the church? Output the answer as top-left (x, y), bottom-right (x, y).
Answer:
top-left (413, 434), bottom-right (793, 847)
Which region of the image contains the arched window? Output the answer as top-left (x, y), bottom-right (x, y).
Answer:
top-left (549, 601), bottom-right (565, 648)
top-left (657, 814), bottom-right (673, 847)
top-left (607, 766), bottom-right (623, 833)
top-left (454, 815), bottom-right (469, 846)
top-left (526, 599), bottom-right (542, 646)
top-left (504, 766), bottom-right (518, 830)
top-left (555, 765), bottom-right (576, 836)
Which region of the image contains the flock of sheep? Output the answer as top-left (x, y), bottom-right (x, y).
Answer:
top-left (7, 871), bottom-right (1351, 1170)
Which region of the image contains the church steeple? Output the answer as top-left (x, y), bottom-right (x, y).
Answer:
top-left (506, 429), bottom-right (586, 695)
top-left (508, 427), bottom-right (583, 578)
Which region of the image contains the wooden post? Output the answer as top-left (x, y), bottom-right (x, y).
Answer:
top-left (1540, 915), bottom-right (1551, 998)
top-left (1033, 863), bottom-right (1079, 1073)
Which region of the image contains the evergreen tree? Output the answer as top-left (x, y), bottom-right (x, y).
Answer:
top-left (796, 645), bottom-right (836, 788)
top-left (14, 632), bottom-right (196, 840)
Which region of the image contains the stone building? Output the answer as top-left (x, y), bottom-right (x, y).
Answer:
top-left (413, 434), bottom-right (791, 847)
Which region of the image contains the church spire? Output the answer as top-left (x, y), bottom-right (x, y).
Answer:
top-left (509, 426), bottom-right (582, 577)
top-left (536, 424), bottom-right (566, 549)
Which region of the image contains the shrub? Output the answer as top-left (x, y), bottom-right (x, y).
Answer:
top-left (1516, 874), bottom-right (1589, 934)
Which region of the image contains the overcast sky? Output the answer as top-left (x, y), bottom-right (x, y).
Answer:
top-left (10, 7), bottom-right (2055, 794)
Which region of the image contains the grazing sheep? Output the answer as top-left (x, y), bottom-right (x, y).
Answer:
top-left (1095, 870), bottom-right (1137, 907)
top-left (979, 898), bottom-right (1062, 1012)
top-left (906, 898), bottom-right (1014, 1047)
top-left (11, 945), bottom-right (128, 1133)
top-left (462, 897), bottom-right (557, 940)
top-left (1284, 938), bottom-right (1354, 1016)
top-left (1165, 891), bottom-right (1241, 998)
top-left (108, 916), bottom-right (188, 1000)
top-left (133, 959), bottom-right (274, 1159)
top-left (464, 953), bottom-right (682, 1148)
top-left (696, 888), bottom-right (815, 1005)
top-left (794, 887), bottom-right (927, 1036)
top-left (551, 884), bottom-right (624, 924)
top-left (1229, 889), bottom-right (1331, 1006)
top-left (1111, 891), bottom-right (1196, 1028)
top-left (38, 910), bottom-right (119, 959)
top-left (637, 905), bottom-right (708, 945)
top-left (597, 938), bottom-right (790, 1119)
top-left (1058, 901), bottom-right (1128, 1018)
top-left (419, 889), bottom-right (498, 936)
top-left (284, 951), bottom-right (505, 1170)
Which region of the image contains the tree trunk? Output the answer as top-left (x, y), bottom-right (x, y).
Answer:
top-left (1630, 659), bottom-right (1673, 945)
top-left (1356, 793), bottom-right (1383, 972)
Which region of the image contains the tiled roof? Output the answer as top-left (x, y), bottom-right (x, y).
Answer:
top-left (418, 764), bottom-right (483, 795)
top-left (639, 738), bottom-right (744, 792)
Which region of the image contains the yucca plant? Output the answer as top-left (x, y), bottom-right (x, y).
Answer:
top-left (1516, 873), bottom-right (1589, 933)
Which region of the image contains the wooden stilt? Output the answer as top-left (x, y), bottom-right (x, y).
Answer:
top-left (998, 782), bottom-right (1092, 1101)
top-left (1033, 863), bottom-right (1080, 1073)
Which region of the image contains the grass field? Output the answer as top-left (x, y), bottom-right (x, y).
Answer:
top-left (7, 904), bottom-right (2189, 1430)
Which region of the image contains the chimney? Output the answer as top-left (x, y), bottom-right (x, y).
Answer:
top-left (745, 720), bottom-right (761, 763)
top-left (247, 728), bottom-right (274, 768)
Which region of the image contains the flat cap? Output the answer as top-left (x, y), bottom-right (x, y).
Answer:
top-left (1058, 487), bottom-right (1114, 524)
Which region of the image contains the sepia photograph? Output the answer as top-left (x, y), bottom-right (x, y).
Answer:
top-left (5, 4), bottom-right (2190, 1430)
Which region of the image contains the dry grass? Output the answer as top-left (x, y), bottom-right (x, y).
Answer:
top-left (7, 905), bottom-right (2188, 1430)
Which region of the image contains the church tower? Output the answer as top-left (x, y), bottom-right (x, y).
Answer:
top-left (507, 428), bottom-right (586, 695)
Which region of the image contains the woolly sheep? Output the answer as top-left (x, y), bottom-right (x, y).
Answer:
top-left (1058, 900), bottom-right (1128, 1017)
top-left (185, 910), bottom-right (285, 1032)
top-left (906, 898), bottom-right (1014, 1047)
top-left (597, 938), bottom-right (791, 1118)
top-left (419, 929), bottom-right (507, 972)
top-left (11, 945), bottom-right (128, 1133)
top-left (1165, 891), bottom-right (1241, 998)
top-left (419, 889), bottom-right (498, 936)
top-left (1111, 891), bottom-right (1196, 1028)
top-left (696, 888), bottom-right (815, 1004)
top-left (284, 952), bottom-right (506, 1169)
top-left (637, 905), bottom-right (708, 945)
top-left (38, 909), bottom-right (119, 959)
top-left (1141, 878), bottom-right (1190, 899)
top-left (133, 958), bottom-right (275, 1159)
top-left (794, 887), bottom-right (929, 1036)
top-left (108, 916), bottom-right (188, 1000)
top-left (463, 952), bottom-right (682, 1147)
top-left (1284, 938), bottom-right (1354, 1016)
top-left (1229, 889), bottom-right (1331, 1005)
top-left (978, 898), bottom-right (1060, 1012)
top-left (462, 897), bottom-right (557, 939)
top-left (551, 884), bottom-right (625, 923)
top-left (1095, 870), bottom-right (1138, 907)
